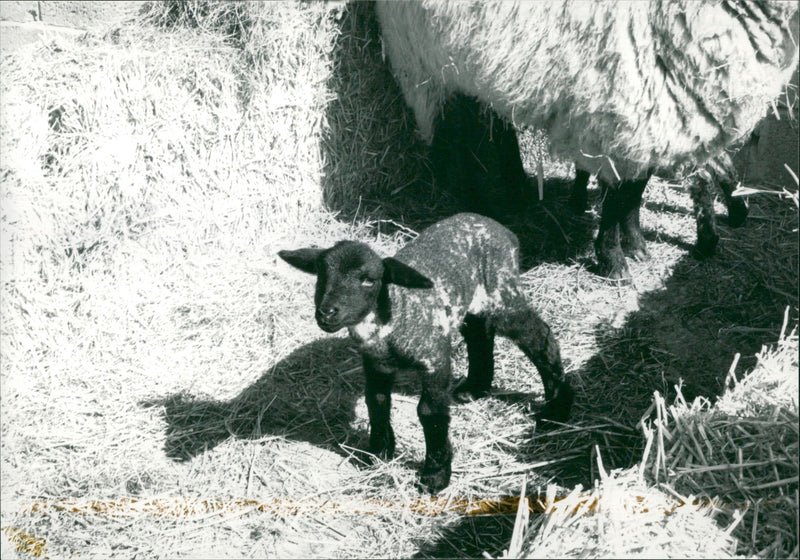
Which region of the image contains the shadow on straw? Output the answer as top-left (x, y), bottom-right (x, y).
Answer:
top-left (141, 338), bottom-right (367, 462)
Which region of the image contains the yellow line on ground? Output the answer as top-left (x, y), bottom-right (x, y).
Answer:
top-left (1, 527), bottom-right (48, 558)
top-left (13, 494), bottom-right (711, 519)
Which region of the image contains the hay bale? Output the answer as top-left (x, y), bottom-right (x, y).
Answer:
top-left (642, 315), bottom-right (799, 559)
top-left (510, 465), bottom-right (740, 559)
top-left (510, 313), bottom-right (798, 559)
top-left (1, 1), bottom-right (345, 280)
top-left (140, 0), bottom-right (436, 224)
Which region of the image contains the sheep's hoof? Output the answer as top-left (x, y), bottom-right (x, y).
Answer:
top-left (368, 432), bottom-right (395, 463)
top-left (369, 448), bottom-right (394, 463)
top-left (727, 199), bottom-right (748, 228)
top-left (452, 378), bottom-right (489, 403)
top-left (597, 258), bottom-right (632, 283)
top-left (622, 237), bottom-right (649, 261)
top-left (596, 239), bottom-right (632, 282)
top-left (418, 464), bottom-right (452, 495)
top-left (693, 230), bottom-right (719, 259)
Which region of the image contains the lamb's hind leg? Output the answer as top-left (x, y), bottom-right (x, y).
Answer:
top-left (491, 288), bottom-right (573, 423)
top-left (453, 314), bottom-right (495, 403)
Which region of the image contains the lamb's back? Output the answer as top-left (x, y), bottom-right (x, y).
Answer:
top-left (396, 213), bottom-right (518, 287)
top-left (385, 214), bottom-right (519, 353)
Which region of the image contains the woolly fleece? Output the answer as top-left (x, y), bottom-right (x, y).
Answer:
top-left (376, 0), bottom-right (799, 183)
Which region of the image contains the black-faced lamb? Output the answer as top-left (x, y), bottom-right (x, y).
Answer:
top-left (376, 0), bottom-right (798, 280)
top-left (569, 151), bottom-right (749, 260)
top-left (279, 213), bottom-right (573, 493)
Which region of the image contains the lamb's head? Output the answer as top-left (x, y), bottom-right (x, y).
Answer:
top-left (279, 241), bottom-right (433, 333)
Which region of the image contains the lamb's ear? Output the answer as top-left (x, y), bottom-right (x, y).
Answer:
top-left (278, 248), bottom-right (323, 275)
top-left (382, 257), bottom-right (434, 289)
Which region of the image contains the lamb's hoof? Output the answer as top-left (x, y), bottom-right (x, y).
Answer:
top-left (535, 384), bottom-right (574, 427)
top-left (367, 434), bottom-right (395, 464)
top-left (452, 378), bottom-right (489, 403)
top-left (418, 464), bottom-right (452, 495)
top-left (727, 199), bottom-right (748, 228)
top-left (693, 231), bottom-right (719, 259)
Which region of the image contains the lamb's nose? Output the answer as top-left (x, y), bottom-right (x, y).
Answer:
top-left (318, 306), bottom-right (337, 319)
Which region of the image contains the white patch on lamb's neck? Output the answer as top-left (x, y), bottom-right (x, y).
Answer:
top-left (467, 284), bottom-right (489, 314)
top-left (348, 312), bottom-right (392, 345)
top-left (467, 283), bottom-right (505, 316)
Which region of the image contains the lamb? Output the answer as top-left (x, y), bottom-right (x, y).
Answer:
top-left (279, 213), bottom-right (573, 493)
top-left (569, 151), bottom-right (749, 260)
top-left (376, 0), bottom-right (798, 280)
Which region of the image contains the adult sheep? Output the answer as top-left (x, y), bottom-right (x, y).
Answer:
top-left (376, 0), bottom-right (798, 280)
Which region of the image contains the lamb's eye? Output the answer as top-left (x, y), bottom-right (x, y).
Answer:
top-left (361, 276), bottom-right (375, 288)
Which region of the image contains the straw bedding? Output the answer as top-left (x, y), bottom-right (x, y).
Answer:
top-left (1, 1), bottom-right (797, 558)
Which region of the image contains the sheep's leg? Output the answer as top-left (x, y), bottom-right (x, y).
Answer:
top-left (690, 155), bottom-right (748, 258)
top-left (619, 175), bottom-right (650, 261)
top-left (709, 153), bottom-right (748, 227)
top-left (453, 314), bottom-right (495, 403)
top-left (431, 95), bottom-right (489, 211)
top-left (495, 116), bottom-right (530, 204)
top-left (492, 291), bottom-right (573, 423)
top-left (595, 176), bottom-right (649, 280)
top-left (362, 356), bottom-right (396, 461)
top-left (720, 181), bottom-right (748, 228)
top-left (688, 168), bottom-right (719, 258)
top-left (568, 166), bottom-right (591, 213)
top-left (417, 345), bottom-right (453, 494)
top-left (594, 180), bottom-right (629, 281)
top-left (431, 94), bottom-right (527, 214)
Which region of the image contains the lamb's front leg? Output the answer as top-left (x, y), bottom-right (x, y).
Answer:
top-left (417, 345), bottom-right (453, 494)
top-left (363, 355), bottom-right (396, 461)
